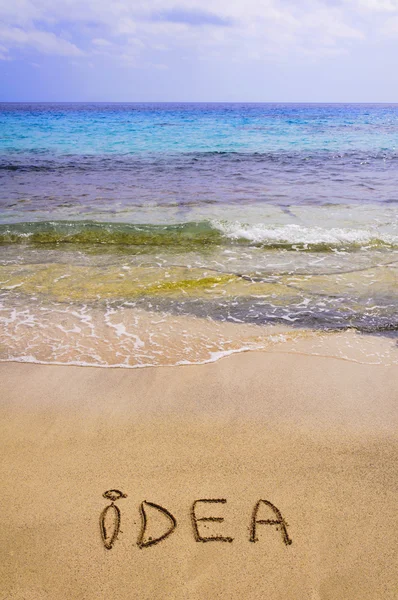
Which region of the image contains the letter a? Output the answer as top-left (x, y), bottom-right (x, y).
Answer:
top-left (250, 500), bottom-right (292, 546)
top-left (137, 501), bottom-right (177, 548)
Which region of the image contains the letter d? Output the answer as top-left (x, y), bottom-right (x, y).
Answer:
top-left (137, 501), bottom-right (177, 549)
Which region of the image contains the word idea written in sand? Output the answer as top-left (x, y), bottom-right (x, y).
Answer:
top-left (99, 490), bottom-right (292, 550)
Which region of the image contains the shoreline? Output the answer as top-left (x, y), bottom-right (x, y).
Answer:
top-left (1, 325), bottom-right (398, 369)
top-left (2, 349), bottom-right (398, 429)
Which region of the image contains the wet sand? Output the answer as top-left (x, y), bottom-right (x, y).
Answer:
top-left (1, 340), bottom-right (398, 599)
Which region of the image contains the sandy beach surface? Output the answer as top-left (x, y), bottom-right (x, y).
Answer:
top-left (1, 339), bottom-right (398, 599)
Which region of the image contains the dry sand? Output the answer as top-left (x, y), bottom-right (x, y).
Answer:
top-left (1, 341), bottom-right (398, 599)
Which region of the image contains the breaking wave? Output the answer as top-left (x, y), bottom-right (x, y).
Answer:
top-left (1, 220), bottom-right (396, 252)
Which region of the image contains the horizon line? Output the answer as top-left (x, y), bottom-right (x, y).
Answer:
top-left (1, 100), bottom-right (398, 105)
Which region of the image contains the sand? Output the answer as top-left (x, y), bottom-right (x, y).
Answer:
top-left (1, 341), bottom-right (398, 599)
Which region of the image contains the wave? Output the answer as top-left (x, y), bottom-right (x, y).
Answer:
top-left (0, 220), bottom-right (397, 251)
top-left (212, 221), bottom-right (398, 249)
top-left (1, 149), bottom-right (398, 173)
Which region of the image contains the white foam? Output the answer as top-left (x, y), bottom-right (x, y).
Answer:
top-left (212, 221), bottom-right (397, 247)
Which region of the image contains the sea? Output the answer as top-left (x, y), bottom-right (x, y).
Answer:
top-left (1, 102), bottom-right (398, 367)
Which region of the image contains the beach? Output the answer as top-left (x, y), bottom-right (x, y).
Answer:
top-left (1, 102), bottom-right (398, 599)
top-left (1, 332), bottom-right (398, 599)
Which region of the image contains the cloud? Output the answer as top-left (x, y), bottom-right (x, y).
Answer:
top-left (354, 0), bottom-right (398, 12)
top-left (0, 0), bottom-right (395, 66)
top-left (92, 38), bottom-right (112, 47)
top-left (150, 7), bottom-right (233, 26)
top-left (0, 43), bottom-right (10, 60)
top-left (382, 14), bottom-right (398, 34)
top-left (0, 26), bottom-right (83, 57)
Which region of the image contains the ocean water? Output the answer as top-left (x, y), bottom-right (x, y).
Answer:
top-left (1, 103), bottom-right (398, 367)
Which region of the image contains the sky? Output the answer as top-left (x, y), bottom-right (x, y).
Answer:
top-left (1, 0), bottom-right (398, 102)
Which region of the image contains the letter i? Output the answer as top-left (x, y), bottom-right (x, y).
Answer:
top-left (100, 489), bottom-right (127, 550)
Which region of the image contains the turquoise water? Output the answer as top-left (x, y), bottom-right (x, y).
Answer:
top-left (2, 103), bottom-right (398, 154)
top-left (1, 103), bottom-right (397, 366)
